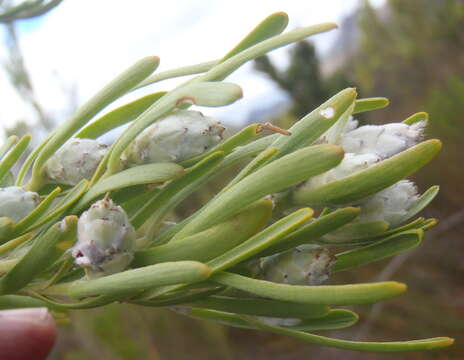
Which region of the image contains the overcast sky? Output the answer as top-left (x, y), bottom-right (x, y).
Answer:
top-left (0, 0), bottom-right (384, 138)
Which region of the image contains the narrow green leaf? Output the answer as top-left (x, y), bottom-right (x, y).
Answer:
top-left (270, 88), bottom-right (357, 159)
top-left (332, 230), bottom-right (423, 272)
top-left (189, 296), bottom-right (329, 319)
top-left (174, 81), bottom-right (243, 108)
top-left (259, 207), bottom-right (360, 257)
top-left (293, 140), bottom-right (442, 205)
top-left (244, 316), bottom-right (453, 352)
top-left (353, 97), bottom-right (389, 114)
top-left (173, 145), bottom-right (344, 240)
top-left (133, 199), bottom-right (272, 266)
top-left (75, 91), bottom-right (166, 139)
top-left (220, 12), bottom-right (289, 62)
top-left (322, 221), bottom-right (389, 243)
top-left (131, 152), bottom-right (225, 235)
top-left (403, 112), bottom-right (428, 125)
top-left (288, 309), bottom-right (359, 331)
top-left (0, 136), bottom-right (18, 158)
top-left (62, 261), bottom-right (212, 298)
top-left (134, 61), bottom-right (217, 91)
top-left (16, 134), bottom-right (52, 186)
top-left (25, 180), bottom-right (87, 232)
top-left (184, 308), bottom-right (357, 332)
top-left (224, 147), bottom-right (280, 190)
top-left (73, 163), bottom-right (184, 213)
top-left (132, 288), bottom-right (224, 307)
top-left (0, 232), bottom-right (32, 256)
top-left (29, 56), bottom-right (160, 191)
top-left (208, 208), bottom-right (314, 272)
top-left (0, 216), bottom-right (78, 294)
top-left (211, 272), bottom-right (406, 305)
top-left (0, 295), bottom-right (52, 310)
top-left (220, 134), bottom-right (279, 170)
top-left (0, 217), bottom-right (15, 243)
top-left (402, 186), bottom-right (439, 223)
top-left (201, 22), bottom-right (337, 82)
top-left (0, 134), bottom-right (31, 184)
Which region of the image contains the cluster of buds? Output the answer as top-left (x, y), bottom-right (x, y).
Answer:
top-left (299, 119), bottom-right (426, 226)
top-left (0, 12), bottom-right (453, 355)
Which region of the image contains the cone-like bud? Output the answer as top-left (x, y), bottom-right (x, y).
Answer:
top-left (357, 180), bottom-right (419, 226)
top-left (0, 186), bottom-right (40, 222)
top-left (72, 198), bottom-right (136, 278)
top-left (122, 110), bottom-right (225, 166)
top-left (340, 121), bottom-right (425, 159)
top-left (44, 138), bottom-right (108, 185)
top-left (260, 245), bottom-right (336, 286)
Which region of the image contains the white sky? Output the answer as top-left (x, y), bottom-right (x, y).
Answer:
top-left (0, 0), bottom-right (384, 138)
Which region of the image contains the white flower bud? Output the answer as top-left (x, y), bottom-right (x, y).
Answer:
top-left (0, 186), bottom-right (40, 222)
top-left (302, 152), bottom-right (381, 189)
top-left (340, 121), bottom-right (425, 159)
top-left (72, 198), bottom-right (136, 278)
top-left (44, 138), bottom-right (108, 185)
top-left (357, 180), bottom-right (419, 226)
top-left (260, 245), bottom-right (335, 286)
top-left (122, 110), bottom-right (225, 166)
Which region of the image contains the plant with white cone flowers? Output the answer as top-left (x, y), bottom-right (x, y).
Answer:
top-left (0, 12), bottom-right (453, 354)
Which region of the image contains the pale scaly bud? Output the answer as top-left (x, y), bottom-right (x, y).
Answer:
top-left (0, 186), bottom-right (40, 222)
top-left (301, 152), bottom-right (381, 189)
top-left (357, 180), bottom-right (419, 226)
top-left (44, 138), bottom-right (108, 185)
top-left (340, 121), bottom-right (425, 159)
top-left (260, 245), bottom-right (336, 286)
top-left (122, 110), bottom-right (225, 166)
top-left (72, 198), bottom-right (136, 278)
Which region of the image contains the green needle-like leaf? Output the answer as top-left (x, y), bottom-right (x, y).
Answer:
top-left (75, 91), bottom-right (166, 139)
top-left (288, 309), bottom-right (359, 331)
top-left (332, 230), bottom-right (423, 272)
top-left (401, 186), bottom-right (439, 224)
top-left (0, 134), bottom-right (31, 184)
top-left (0, 217), bottom-right (15, 243)
top-left (403, 111), bottom-right (428, 125)
top-left (133, 199), bottom-right (272, 266)
top-left (173, 144), bottom-right (344, 240)
top-left (353, 97), bottom-right (389, 114)
top-left (189, 296), bottom-right (329, 319)
top-left (26, 180), bottom-right (88, 232)
top-left (131, 152), bottom-right (225, 233)
top-left (293, 140), bottom-right (441, 205)
top-left (258, 207), bottom-right (361, 257)
top-left (270, 88), bottom-right (357, 159)
top-left (0, 216), bottom-right (78, 295)
top-left (0, 136), bottom-right (18, 158)
top-left (220, 12), bottom-right (289, 61)
top-left (211, 272), bottom-right (406, 305)
top-left (73, 163), bottom-right (184, 213)
top-left (207, 208), bottom-right (314, 272)
top-left (61, 261), bottom-right (212, 298)
top-left (243, 316), bottom-right (454, 352)
top-left (322, 221), bottom-right (389, 244)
